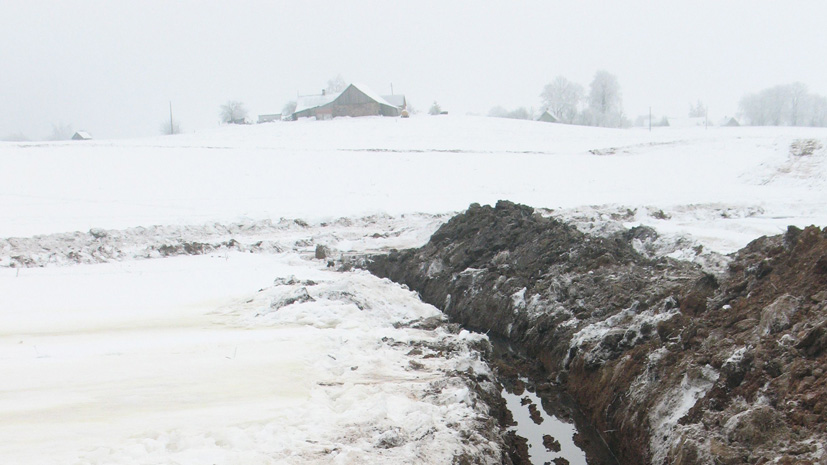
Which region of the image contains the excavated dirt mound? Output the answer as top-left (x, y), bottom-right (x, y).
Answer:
top-left (367, 201), bottom-right (827, 465)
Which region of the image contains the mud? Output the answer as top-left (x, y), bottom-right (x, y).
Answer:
top-left (367, 201), bottom-right (827, 465)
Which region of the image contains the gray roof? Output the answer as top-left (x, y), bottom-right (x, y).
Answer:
top-left (381, 95), bottom-right (406, 108)
top-left (294, 83), bottom-right (399, 114)
top-left (295, 92), bottom-right (338, 113)
top-left (72, 131), bottom-right (92, 140)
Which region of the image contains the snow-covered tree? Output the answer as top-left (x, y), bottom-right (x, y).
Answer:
top-left (809, 95), bottom-right (827, 127)
top-left (688, 99), bottom-right (707, 118)
top-left (220, 100), bottom-right (248, 124)
top-left (540, 76), bottom-right (584, 123)
top-left (49, 122), bottom-right (74, 140)
top-left (739, 83), bottom-right (827, 127)
top-left (326, 75), bottom-right (347, 94)
top-left (587, 70), bottom-right (623, 127)
top-left (788, 82), bottom-right (809, 126)
top-left (429, 101), bottom-right (442, 115)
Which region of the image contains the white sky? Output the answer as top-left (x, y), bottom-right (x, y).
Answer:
top-left (2, 0), bottom-right (826, 139)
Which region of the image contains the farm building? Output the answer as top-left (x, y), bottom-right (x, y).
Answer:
top-left (723, 117), bottom-right (740, 127)
top-left (381, 94), bottom-right (407, 110)
top-left (292, 83), bottom-right (403, 120)
top-left (536, 110), bottom-right (559, 123)
top-left (257, 114), bottom-right (282, 123)
top-left (72, 131), bottom-right (92, 140)
top-left (665, 117), bottom-right (708, 128)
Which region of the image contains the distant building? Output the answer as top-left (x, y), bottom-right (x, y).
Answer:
top-left (381, 94), bottom-right (407, 111)
top-left (666, 117), bottom-right (707, 128)
top-left (292, 83), bottom-right (402, 120)
top-left (536, 110), bottom-right (559, 123)
top-left (723, 117), bottom-right (740, 127)
top-left (72, 131), bottom-right (92, 140)
top-left (257, 114), bottom-right (282, 123)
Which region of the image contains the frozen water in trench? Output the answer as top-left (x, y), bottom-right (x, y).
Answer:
top-left (501, 380), bottom-right (588, 465)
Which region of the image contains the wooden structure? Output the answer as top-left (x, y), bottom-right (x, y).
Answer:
top-left (257, 114), bottom-right (282, 123)
top-left (72, 131), bottom-right (92, 140)
top-left (536, 110), bottom-right (559, 123)
top-left (381, 94), bottom-right (407, 111)
top-left (292, 83), bottom-right (402, 120)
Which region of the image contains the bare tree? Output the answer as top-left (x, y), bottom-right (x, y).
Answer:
top-left (326, 74), bottom-right (347, 94)
top-left (220, 101), bottom-right (248, 124)
top-left (540, 76), bottom-right (584, 123)
top-left (587, 70), bottom-right (623, 127)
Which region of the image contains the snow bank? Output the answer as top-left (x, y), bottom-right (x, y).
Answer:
top-left (0, 251), bottom-right (503, 464)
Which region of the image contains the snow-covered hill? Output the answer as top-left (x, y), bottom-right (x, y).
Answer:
top-left (1, 116), bottom-right (826, 464)
top-left (2, 115), bottom-right (825, 245)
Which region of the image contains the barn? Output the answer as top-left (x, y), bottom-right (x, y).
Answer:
top-left (292, 83), bottom-right (402, 120)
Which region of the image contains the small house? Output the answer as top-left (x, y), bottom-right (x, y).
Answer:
top-left (665, 117), bottom-right (708, 128)
top-left (381, 94), bottom-right (407, 111)
top-left (536, 110), bottom-right (559, 123)
top-left (72, 131), bottom-right (92, 140)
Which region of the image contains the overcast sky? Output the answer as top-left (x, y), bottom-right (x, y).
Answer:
top-left (2, 1), bottom-right (826, 139)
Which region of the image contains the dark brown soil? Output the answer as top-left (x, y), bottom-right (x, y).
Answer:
top-left (367, 201), bottom-right (827, 465)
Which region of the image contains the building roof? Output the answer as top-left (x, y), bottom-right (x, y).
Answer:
top-left (348, 83), bottom-right (396, 108)
top-left (536, 110), bottom-right (558, 122)
top-left (294, 83), bottom-right (398, 115)
top-left (295, 92), bottom-right (338, 113)
top-left (381, 94), bottom-right (406, 108)
top-left (72, 131), bottom-right (92, 140)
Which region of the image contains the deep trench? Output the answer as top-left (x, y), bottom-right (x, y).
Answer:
top-left (362, 201), bottom-right (827, 465)
top-left (488, 337), bottom-right (619, 465)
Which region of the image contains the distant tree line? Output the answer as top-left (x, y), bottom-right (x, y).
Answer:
top-left (488, 106), bottom-right (532, 120)
top-left (486, 71), bottom-right (626, 127)
top-left (739, 83), bottom-right (827, 127)
top-left (538, 70), bottom-right (626, 127)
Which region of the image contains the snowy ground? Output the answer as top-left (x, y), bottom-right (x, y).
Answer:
top-left (1, 250), bottom-right (499, 464)
top-left (2, 116), bottom-right (825, 241)
top-left (2, 115), bottom-right (826, 464)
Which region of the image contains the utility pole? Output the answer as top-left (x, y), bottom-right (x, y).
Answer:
top-left (390, 83), bottom-right (394, 95)
top-left (169, 101), bottom-right (174, 135)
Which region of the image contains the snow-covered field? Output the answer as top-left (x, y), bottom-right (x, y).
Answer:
top-left (2, 115), bottom-right (826, 464)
